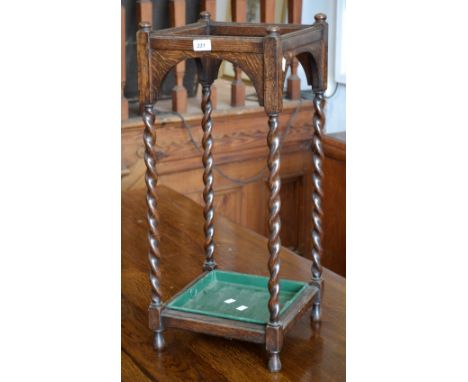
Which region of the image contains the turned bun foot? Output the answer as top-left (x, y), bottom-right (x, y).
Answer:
top-left (268, 352), bottom-right (282, 372)
top-left (153, 330), bottom-right (165, 351)
top-left (311, 303), bottom-right (321, 322)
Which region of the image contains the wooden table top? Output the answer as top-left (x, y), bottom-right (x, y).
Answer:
top-left (122, 186), bottom-right (346, 381)
top-left (326, 131), bottom-right (346, 144)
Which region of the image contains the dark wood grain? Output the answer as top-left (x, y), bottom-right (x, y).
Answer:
top-left (122, 186), bottom-right (345, 381)
top-left (141, 17), bottom-right (328, 110)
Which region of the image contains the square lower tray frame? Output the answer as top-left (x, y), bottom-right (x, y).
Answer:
top-left (149, 271), bottom-right (319, 344)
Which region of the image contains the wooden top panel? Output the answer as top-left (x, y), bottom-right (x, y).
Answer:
top-left (148, 21), bottom-right (326, 64)
top-left (281, 26), bottom-right (325, 51)
top-left (150, 20), bottom-right (310, 38)
top-left (209, 21), bottom-right (310, 37)
top-left (149, 20), bottom-right (323, 44)
top-left (122, 186), bottom-right (345, 381)
top-left (157, 23), bottom-right (207, 36)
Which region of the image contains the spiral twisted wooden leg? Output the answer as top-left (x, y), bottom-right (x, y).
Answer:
top-left (266, 113), bottom-right (283, 372)
top-left (201, 84), bottom-right (217, 271)
top-left (311, 92), bottom-right (326, 322)
top-left (267, 113), bottom-right (281, 324)
top-left (143, 104), bottom-right (165, 350)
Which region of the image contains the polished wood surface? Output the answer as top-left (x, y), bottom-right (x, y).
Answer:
top-left (323, 131), bottom-right (346, 277)
top-left (122, 186), bottom-right (345, 381)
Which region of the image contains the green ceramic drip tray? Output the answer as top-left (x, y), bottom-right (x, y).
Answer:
top-left (166, 270), bottom-right (308, 325)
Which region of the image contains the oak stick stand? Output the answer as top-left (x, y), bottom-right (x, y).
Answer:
top-left (137, 12), bottom-right (328, 373)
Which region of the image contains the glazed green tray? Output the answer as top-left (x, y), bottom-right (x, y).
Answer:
top-left (166, 270), bottom-right (308, 324)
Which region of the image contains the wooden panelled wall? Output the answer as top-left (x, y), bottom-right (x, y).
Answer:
top-left (121, 0), bottom-right (304, 118)
top-left (122, 102), bottom-right (316, 259)
top-left (322, 133), bottom-right (346, 277)
top-left (121, 0), bottom-right (346, 275)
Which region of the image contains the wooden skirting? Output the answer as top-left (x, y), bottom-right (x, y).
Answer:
top-left (122, 100), bottom-right (316, 260)
top-left (322, 132), bottom-right (346, 277)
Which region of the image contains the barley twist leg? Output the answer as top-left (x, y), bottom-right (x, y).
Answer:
top-left (311, 92), bottom-right (326, 322)
top-left (143, 104), bottom-right (165, 350)
top-left (266, 113), bottom-right (282, 372)
top-left (200, 84), bottom-right (217, 271)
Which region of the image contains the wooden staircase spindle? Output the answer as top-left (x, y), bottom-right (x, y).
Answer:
top-left (200, 0), bottom-right (218, 109)
top-left (287, 0), bottom-right (302, 100)
top-left (260, 0), bottom-right (275, 23)
top-left (121, 4), bottom-right (129, 120)
top-left (137, 0), bottom-right (153, 24)
top-left (201, 0), bottom-right (216, 17)
top-left (170, 0), bottom-right (188, 113)
top-left (230, 0), bottom-right (246, 107)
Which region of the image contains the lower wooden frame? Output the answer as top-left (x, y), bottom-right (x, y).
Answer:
top-left (148, 277), bottom-right (319, 345)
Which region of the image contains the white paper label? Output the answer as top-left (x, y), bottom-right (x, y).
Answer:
top-left (282, 57), bottom-right (287, 71)
top-left (236, 305), bottom-right (248, 311)
top-left (193, 39), bottom-right (212, 52)
top-left (224, 298), bottom-right (236, 304)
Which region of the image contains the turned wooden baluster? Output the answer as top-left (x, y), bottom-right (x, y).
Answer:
top-left (287, 0), bottom-right (302, 100)
top-left (260, 0), bottom-right (275, 22)
top-left (137, 0), bottom-right (153, 24)
top-left (309, 13), bottom-right (328, 323)
top-left (200, 1), bottom-right (218, 110)
top-left (230, 0), bottom-right (246, 107)
top-left (201, 0), bottom-right (216, 17)
top-left (201, 82), bottom-right (217, 271)
top-left (121, 3), bottom-right (129, 120)
top-left (170, 0), bottom-right (188, 113)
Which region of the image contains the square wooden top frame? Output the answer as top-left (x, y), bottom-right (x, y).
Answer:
top-left (137, 13), bottom-right (328, 113)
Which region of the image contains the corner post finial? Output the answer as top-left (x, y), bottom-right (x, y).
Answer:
top-left (314, 13), bottom-right (327, 23)
top-left (266, 26), bottom-right (281, 37)
top-left (199, 11), bottom-right (211, 23)
top-left (139, 21), bottom-right (152, 32)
